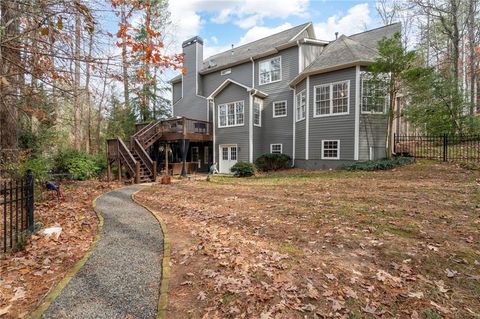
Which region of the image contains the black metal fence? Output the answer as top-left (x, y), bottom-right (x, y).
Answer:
top-left (394, 134), bottom-right (480, 163)
top-left (1, 171), bottom-right (34, 253)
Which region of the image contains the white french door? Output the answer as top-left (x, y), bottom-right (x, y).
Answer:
top-left (219, 144), bottom-right (238, 173)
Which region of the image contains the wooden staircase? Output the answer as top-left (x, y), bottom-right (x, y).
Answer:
top-left (107, 117), bottom-right (213, 183)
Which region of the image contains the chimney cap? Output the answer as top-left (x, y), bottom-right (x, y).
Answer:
top-left (182, 36), bottom-right (204, 48)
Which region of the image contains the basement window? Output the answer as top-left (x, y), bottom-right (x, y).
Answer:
top-left (321, 140), bottom-right (340, 160)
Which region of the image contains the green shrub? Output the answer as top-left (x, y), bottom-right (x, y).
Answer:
top-left (255, 153), bottom-right (291, 171)
top-left (230, 161), bottom-right (256, 177)
top-left (342, 156), bottom-right (415, 171)
top-left (20, 157), bottom-right (52, 182)
top-left (53, 149), bottom-right (103, 180)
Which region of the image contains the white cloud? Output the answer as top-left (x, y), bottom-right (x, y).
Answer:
top-left (314, 3), bottom-right (372, 41)
top-left (212, 0), bottom-right (309, 29)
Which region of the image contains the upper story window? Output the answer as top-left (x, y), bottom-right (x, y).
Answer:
top-left (253, 97), bottom-right (262, 127)
top-left (259, 56), bottom-right (281, 85)
top-left (314, 80), bottom-right (349, 117)
top-left (361, 72), bottom-right (388, 114)
top-left (221, 68), bottom-right (231, 76)
top-left (295, 90), bottom-right (306, 122)
top-left (218, 101), bottom-right (244, 128)
top-left (273, 101), bottom-right (287, 118)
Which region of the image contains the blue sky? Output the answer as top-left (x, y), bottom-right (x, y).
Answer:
top-left (165, 0), bottom-right (382, 58)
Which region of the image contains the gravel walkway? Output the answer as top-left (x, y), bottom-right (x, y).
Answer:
top-left (43, 185), bottom-right (163, 319)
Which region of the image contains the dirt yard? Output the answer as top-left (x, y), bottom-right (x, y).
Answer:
top-left (0, 180), bottom-right (121, 318)
top-left (136, 161), bottom-right (480, 319)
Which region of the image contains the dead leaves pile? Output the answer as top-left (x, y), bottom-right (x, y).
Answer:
top-left (0, 181), bottom-right (121, 318)
top-left (137, 163), bottom-right (480, 318)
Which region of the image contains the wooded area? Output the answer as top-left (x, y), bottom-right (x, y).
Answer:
top-left (0, 0), bottom-right (479, 176)
top-left (0, 0), bottom-right (182, 177)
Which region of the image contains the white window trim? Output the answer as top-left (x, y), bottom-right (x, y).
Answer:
top-left (295, 89), bottom-right (306, 122)
top-left (258, 56), bottom-right (282, 86)
top-left (254, 98), bottom-right (262, 127)
top-left (270, 143), bottom-right (283, 154)
top-left (321, 140), bottom-right (340, 160)
top-left (272, 100), bottom-right (288, 118)
top-left (313, 80), bottom-right (350, 118)
top-left (217, 100), bottom-right (245, 128)
top-left (220, 68), bottom-right (231, 76)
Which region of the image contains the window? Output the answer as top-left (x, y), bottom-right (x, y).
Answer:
top-left (222, 147), bottom-right (229, 160)
top-left (296, 90), bottom-right (306, 121)
top-left (191, 147), bottom-right (199, 162)
top-left (322, 140), bottom-right (340, 159)
top-left (218, 101), bottom-right (244, 128)
top-left (259, 56), bottom-right (281, 85)
top-left (254, 97), bottom-right (262, 126)
top-left (230, 146), bottom-right (237, 161)
top-left (221, 68), bottom-right (231, 76)
top-left (315, 84), bottom-right (330, 115)
top-left (314, 81), bottom-right (350, 117)
top-left (270, 144), bottom-right (282, 154)
top-left (273, 101), bottom-right (287, 118)
top-left (204, 146), bottom-right (209, 164)
top-left (361, 72), bottom-right (387, 113)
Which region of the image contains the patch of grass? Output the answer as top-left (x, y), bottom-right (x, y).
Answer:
top-left (376, 222), bottom-right (419, 238)
top-left (278, 243), bottom-right (304, 257)
top-left (220, 292), bottom-right (235, 304)
top-left (421, 309), bottom-right (442, 319)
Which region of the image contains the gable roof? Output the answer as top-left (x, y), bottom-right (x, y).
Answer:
top-left (170, 22), bottom-right (315, 83)
top-left (201, 22), bottom-right (313, 74)
top-left (207, 79), bottom-right (268, 100)
top-left (290, 23), bottom-right (401, 86)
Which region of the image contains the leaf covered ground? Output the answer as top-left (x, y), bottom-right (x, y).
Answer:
top-left (136, 161), bottom-right (480, 319)
top-left (0, 180), bottom-right (121, 318)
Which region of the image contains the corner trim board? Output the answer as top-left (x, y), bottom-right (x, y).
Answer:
top-left (354, 65), bottom-right (360, 160)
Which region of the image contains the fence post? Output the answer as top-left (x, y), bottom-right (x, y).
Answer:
top-left (26, 170), bottom-right (34, 232)
top-left (443, 133), bottom-right (448, 162)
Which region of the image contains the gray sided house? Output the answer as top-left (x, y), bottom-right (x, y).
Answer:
top-left (171, 22), bottom-right (400, 172)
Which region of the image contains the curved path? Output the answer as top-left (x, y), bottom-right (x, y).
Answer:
top-left (43, 185), bottom-right (163, 319)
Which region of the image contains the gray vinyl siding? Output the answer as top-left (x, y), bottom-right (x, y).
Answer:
top-left (260, 91), bottom-right (294, 158)
top-left (309, 67), bottom-right (357, 160)
top-left (172, 81), bottom-right (182, 104)
top-left (214, 83), bottom-right (250, 163)
top-left (359, 115), bottom-right (388, 160)
top-left (294, 79), bottom-right (306, 160)
top-left (254, 46), bottom-right (298, 92)
top-left (173, 42), bottom-right (208, 121)
top-left (202, 62), bottom-right (253, 98)
top-left (255, 46), bottom-right (299, 159)
top-left (253, 125), bottom-right (262, 159)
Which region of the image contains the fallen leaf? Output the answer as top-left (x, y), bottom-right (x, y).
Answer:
top-left (407, 291), bottom-right (424, 299)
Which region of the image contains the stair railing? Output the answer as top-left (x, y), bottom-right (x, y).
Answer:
top-left (118, 138), bottom-right (139, 180)
top-left (132, 137), bottom-right (156, 178)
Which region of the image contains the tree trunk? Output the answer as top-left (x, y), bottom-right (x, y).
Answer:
top-left (0, 0), bottom-right (20, 161)
top-left (73, 12), bottom-right (82, 151)
top-left (121, 6), bottom-right (130, 111)
top-left (85, 32), bottom-right (94, 154)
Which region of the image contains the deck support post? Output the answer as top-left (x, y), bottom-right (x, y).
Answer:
top-left (135, 162), bottom-right (141, 184)
top-left (180, 139), bottom-right (190, 177)
top-left (152, 161), bottom-right (157, 181)
top-left (118, 159), bottom-right (122, 182)
top-left (107, 161), bottom-right (111, 182)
